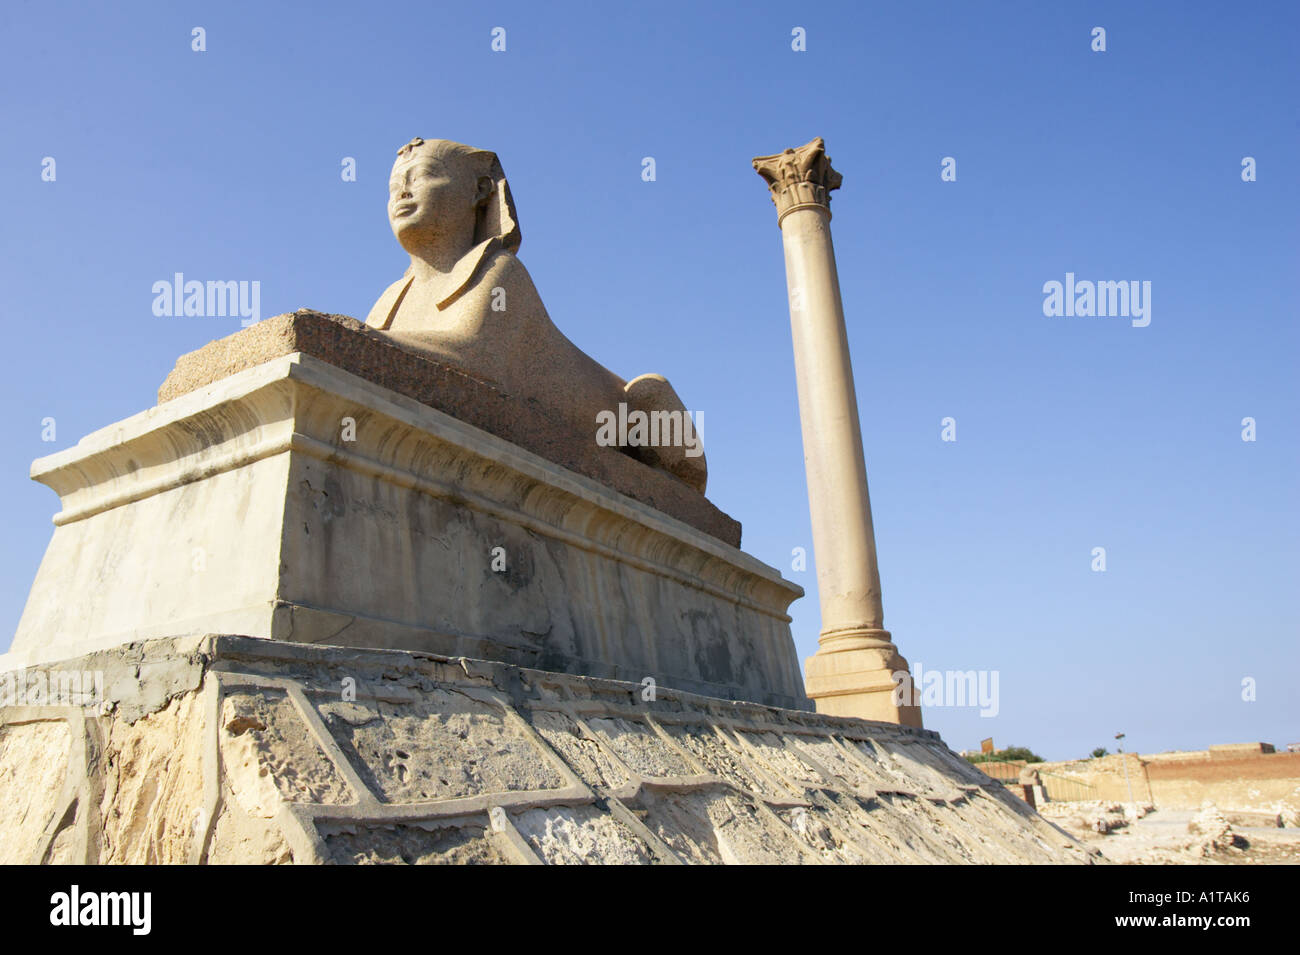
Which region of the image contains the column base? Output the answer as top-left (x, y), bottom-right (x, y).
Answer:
top-left (804, 632), bottom-right (923, 727)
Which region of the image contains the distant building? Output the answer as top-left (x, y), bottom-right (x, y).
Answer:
top-left (1209, 742), bottom-right (1274, 758)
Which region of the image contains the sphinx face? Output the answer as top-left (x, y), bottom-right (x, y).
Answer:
top-left (387, 150), bottom-right (479, 255)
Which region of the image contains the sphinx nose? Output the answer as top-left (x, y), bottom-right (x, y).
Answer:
top-left (397, 188), bottom-right (413, 200)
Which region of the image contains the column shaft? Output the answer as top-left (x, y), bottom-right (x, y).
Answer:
top-left (780, 206), bottom-right (885, 639)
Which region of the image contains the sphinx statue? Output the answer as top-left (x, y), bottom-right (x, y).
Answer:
top-left (365, 137), bottom-right (707, 493)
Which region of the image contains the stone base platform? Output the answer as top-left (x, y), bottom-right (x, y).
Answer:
top-left (12, 350), bottom-right (807, 709)
top-left (0, 635), bottom-right (1094, 865)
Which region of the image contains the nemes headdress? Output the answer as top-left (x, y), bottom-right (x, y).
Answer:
top-left (396, 137), bottom-right (521, 253)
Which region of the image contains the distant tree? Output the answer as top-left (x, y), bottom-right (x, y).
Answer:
top-left (998, 746), bottom-right (1044, 763)
top-left (1090, 747), bottom-right (1109, 759)
top-left (963, 746), bottom-right (1044, 764)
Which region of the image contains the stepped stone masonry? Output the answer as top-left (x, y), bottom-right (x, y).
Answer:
top-left (0, 635), bottom-right (1092, 865)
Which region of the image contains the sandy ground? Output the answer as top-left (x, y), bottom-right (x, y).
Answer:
top-left (1038, 802), bottom-right (1300, 865)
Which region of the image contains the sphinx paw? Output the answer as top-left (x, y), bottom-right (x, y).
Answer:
top-left (623, 374), bottom-right (707, 495)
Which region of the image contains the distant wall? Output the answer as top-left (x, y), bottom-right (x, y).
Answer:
top-left (1030, 749), bottom-right (1300, 818)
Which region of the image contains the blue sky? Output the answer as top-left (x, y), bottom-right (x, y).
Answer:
top-left (1, 1), bottom-right (1295, 760)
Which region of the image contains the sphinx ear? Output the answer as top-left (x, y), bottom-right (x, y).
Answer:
top-left (474, 175), bottom-right (494, 207)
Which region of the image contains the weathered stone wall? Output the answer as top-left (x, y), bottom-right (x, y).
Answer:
top-left (0, 635), bottom-right (1094, 865)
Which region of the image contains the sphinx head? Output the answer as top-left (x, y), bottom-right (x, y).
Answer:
top-left (387, 138), bottom-right (520, 260)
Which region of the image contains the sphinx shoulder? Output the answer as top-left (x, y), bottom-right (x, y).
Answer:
top-left (364, 275), bottom-right (410, 328)
top-left (466, 250), bottom-right (549, 321)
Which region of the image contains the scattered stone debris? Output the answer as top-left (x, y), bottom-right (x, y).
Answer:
top-left (1039, 800), bottom-right (1145, 834)
top-left (1186, 805), bottom-right (1246, 856)
top-left (1040, 798), bottom-right (1300, 865)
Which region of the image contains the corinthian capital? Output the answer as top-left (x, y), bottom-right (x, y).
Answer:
top-left (752, 137), bottom-right (843, 224)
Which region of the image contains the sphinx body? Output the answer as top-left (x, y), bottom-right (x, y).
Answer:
top-left (366, 138), bottom-right (706, 493)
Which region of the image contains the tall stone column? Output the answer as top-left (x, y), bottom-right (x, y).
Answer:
top-left (752, 137), bottom-right (921, 727)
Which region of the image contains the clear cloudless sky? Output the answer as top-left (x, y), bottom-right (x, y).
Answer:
top-left (0, 1), bottom-right (1295, 760)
